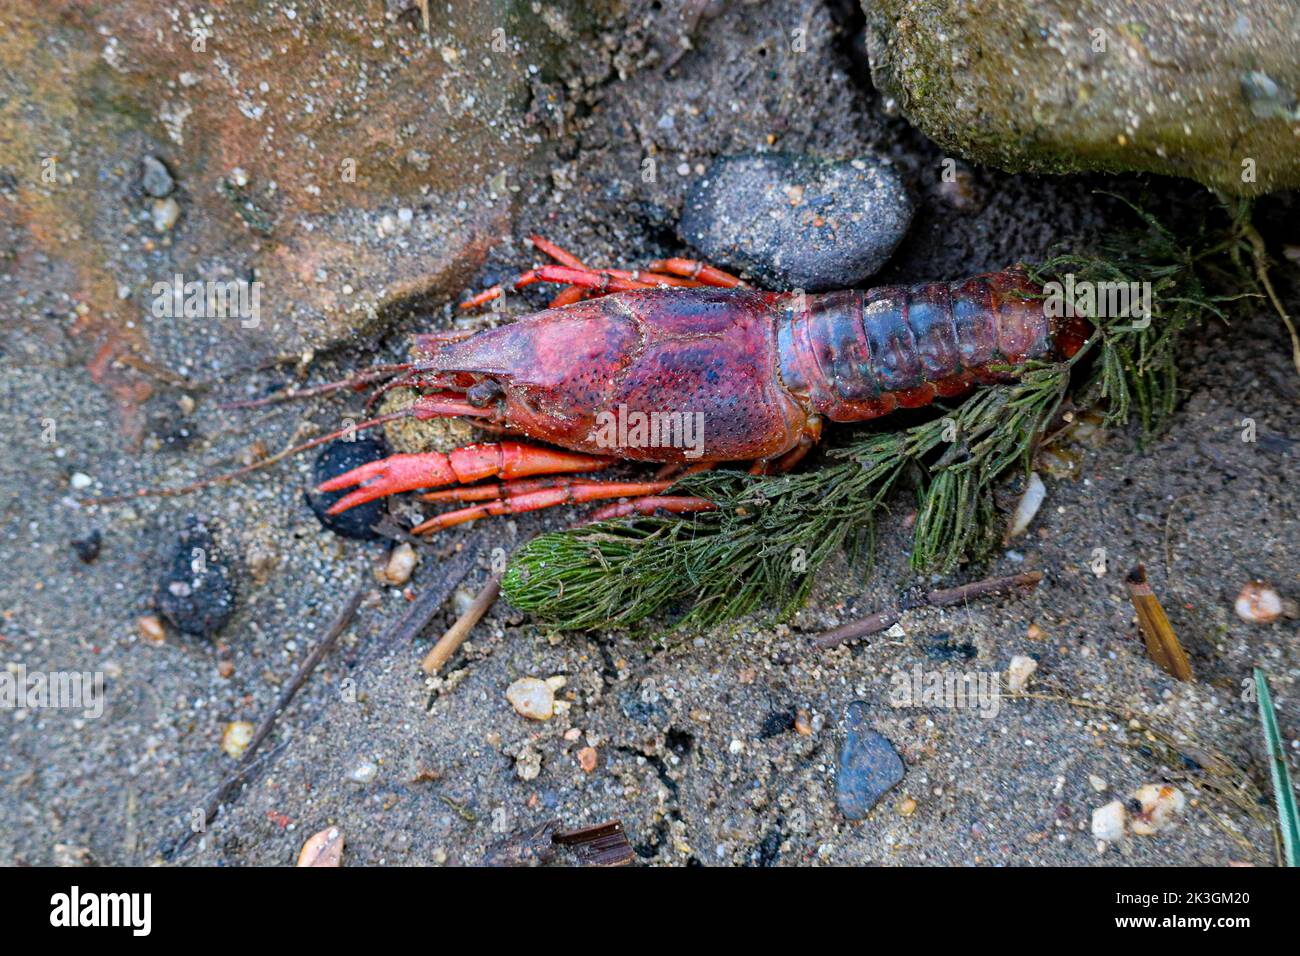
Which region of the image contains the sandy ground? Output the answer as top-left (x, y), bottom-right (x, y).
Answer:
top-left (0, 0), bottom-right (1296, 866)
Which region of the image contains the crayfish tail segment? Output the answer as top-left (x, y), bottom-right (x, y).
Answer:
top-left (317, 441), bottom-right (615, 515)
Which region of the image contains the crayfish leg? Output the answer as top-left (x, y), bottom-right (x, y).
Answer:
top-left (588, 495), bottom-right (718, 522)
top-left (411, 478), bottom-right (676, 535)
top-left (457, 234), bottom-right (747, 310)
top-left (315, 441), bottom-right (615, 515)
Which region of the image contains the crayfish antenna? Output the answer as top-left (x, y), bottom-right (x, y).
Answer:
top-left (219, 363), bottom-right (415, 410)
top-left (83, 411), bottom-right (410, 506)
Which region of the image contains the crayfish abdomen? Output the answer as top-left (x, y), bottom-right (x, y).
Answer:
top-left (778, 270), bottom-right (1087, 424)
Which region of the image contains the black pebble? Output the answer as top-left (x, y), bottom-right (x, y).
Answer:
top-left (305, 436), bottom-right (389, 540)
top-left (925, 632), bottom-right (978, 661)
top-left (156, 516), bottom-right (236, 638)
top-left (758, 708), bottom-right (796, 739)
top-left (71, 529), bottom-right (102, 564)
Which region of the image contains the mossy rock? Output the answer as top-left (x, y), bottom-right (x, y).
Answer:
top-left (862, 0), bottom-right (1300, 195)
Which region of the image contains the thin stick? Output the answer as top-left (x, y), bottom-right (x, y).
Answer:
top-left (421, 574), bottom-right (502, 675)
top-left (813, 570), bottom-right (1044, 651)
top-left (164, 584), bottom-right (365, 859)
top-left (1244, 220), bottom-right (1300, 376)
top-left (926, 571), bottom-right (1044, 607)
top-left (810, 610), bottom-right (900, 650)
top-left (1124, 564), bottom-right (1194, 681)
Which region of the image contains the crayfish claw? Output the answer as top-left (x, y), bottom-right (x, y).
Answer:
top-left (317, 453), bottom-right (458, 514)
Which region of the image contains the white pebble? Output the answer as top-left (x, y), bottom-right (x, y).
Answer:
top-left (1006, 654), bottom-right (1038, 694)
top-left (349, 760), bottom-right (378, 784)
top-left (1234, 581), bottom-right (1284, 624)
top-left (1130, 784), bottom-right (1185, 835)
top-left (151, 197), bottom-right (181, 232)
top-left (377, 543), bottom-right (418, 586)
top-left (70, 472), bottom-right (93, 490)
top-left (506, 677), bottom-right (554, 721)
top-left (1005, 472), bottom-right (1045, 539)
top-left (1091, 800), bottom-right (1127, 842)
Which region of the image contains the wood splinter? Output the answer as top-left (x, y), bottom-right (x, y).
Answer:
top-left (812, 571), bottom-right (1044, 650)
top-left (421, 574), bottom-right (502, 675)
top-left (1125, 564), bottom-right (1194, 682)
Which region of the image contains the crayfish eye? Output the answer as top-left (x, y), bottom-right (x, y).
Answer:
top-left (466, 379), bottom-right (504, 407)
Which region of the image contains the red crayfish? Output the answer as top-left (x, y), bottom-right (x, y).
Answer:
top-left (310, 236), bottom-right (1093, 534)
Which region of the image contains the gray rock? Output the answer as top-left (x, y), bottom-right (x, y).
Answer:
top-left (861, 0), bottom-right (1300, 196)
top-left (680, 152), bottom-right (913, 292)
top-left (835, 701), bottom-right (905, 820)
top-left (156, 517), bottom-right (236, 638)
top-left (140, 155), bottom-right (174, 197)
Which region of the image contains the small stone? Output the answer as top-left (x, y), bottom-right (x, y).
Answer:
top-left (1130, 784), bottom-right (1185, 836)
top-left (1026, 623), bottom-right (1045, 640)
top-left (217, 660), bottom-right (235, 679)
top-left (835, 701), bottom-right (905, 820)
top-left (306, 436), bottom-right (390, 540)
top-left (794, 708), bottom-right (813, 736)
top-left (1234, 581), bottom-right (1284, 624)
top-left (515, 745), bottom-right (542, 781)
top-left (577, 746), bottom-right (598, 773)
top-left (136, 614), bottom-right (166, 644)
top-left (150, 197), bottom-right (181, 232)
top-left (506, 677), bottom-right (555, 721)
top-left (377, 542), bottom-right (419, 586)
top-left (563, 727), bottom-right (582, 742)
top-left (1088, 774), bottom-right (1108, 792)
top-left (140, 155), bottom-right (175, 197)
top-left (680, 152), bottom-right (912, 292)
top-left (221, 721), bottom-right (254, 758)
top-left (155, 516), bottom-right (236, 638)
top-left (69, 472), bottom-right (92, 490)
top-left (349, 760), bottom-right (378, 784)
top-left (1091, 800), bottom-right (1127, 842)
top-left (897, 796), bottom-right (917, 816)
top-left (70, 529), bottom-right (102, 563)
top-left (1006, 654), bottom-right (1038, 694)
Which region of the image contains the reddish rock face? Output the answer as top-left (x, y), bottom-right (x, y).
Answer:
top-left (0, 1), bottom-right (611, 440)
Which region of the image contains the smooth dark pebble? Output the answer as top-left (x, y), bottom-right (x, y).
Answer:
top-left (71, 529), bottom-right (102, 564)
top-left (306, 436), bottom-right (389, 540)
top-left (835, 700), bottom-right (905, 820)
top-left (758, 708), bottom-right (796, 739)
top-left (680, 152), bottom-right (912, 292)
top-left (925, 632), bottom-right (978, 661)
top-left (156, 516), bottom-right (236, 638)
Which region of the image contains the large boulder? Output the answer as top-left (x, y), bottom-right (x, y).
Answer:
top-left (862, 0), bottom-right (1300, 196)
top-left (0, 0), bottom-right (613, 438)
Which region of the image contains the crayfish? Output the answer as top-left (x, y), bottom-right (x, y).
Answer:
top-left (302, 236), bottom-right (1093, 534)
